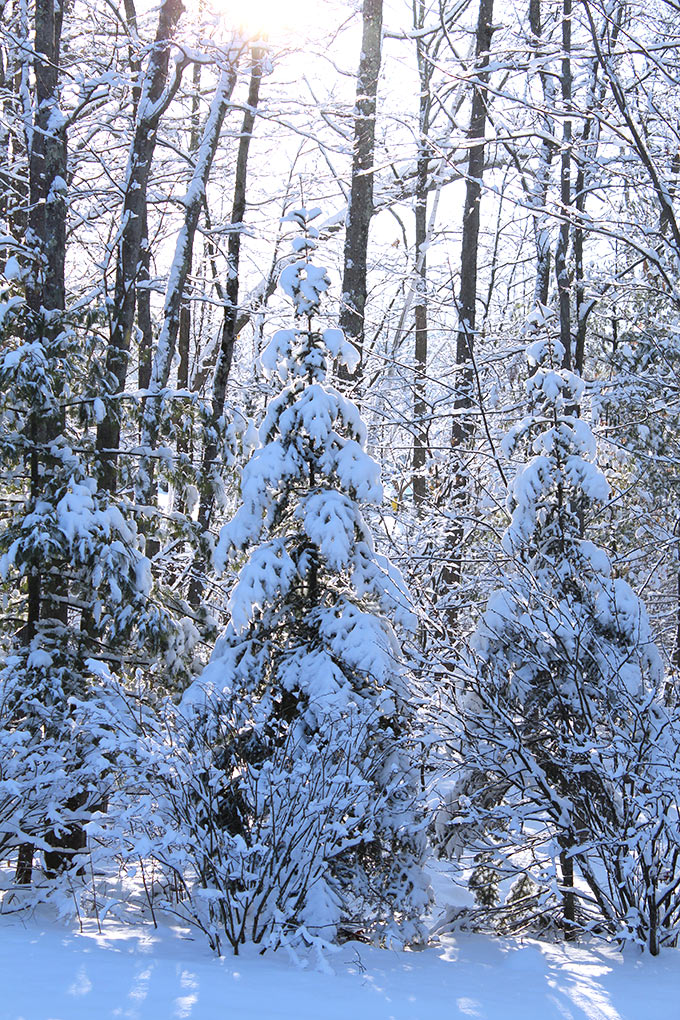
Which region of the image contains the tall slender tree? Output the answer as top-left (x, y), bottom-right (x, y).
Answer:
top-left (96, 0), bottom-right (185, 494)
top-left (441, 0), bottom-right (494, 608)
top-left (339, 0), bottom-right (383, 388)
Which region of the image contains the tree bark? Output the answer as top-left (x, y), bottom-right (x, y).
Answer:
top-left (528, 0), bottom-right (556, 309)
top-left (554, 0), bottom-right (573, 370)
top-left (189, 49), bottom-right (264, 608)
top-left (560, 849), bottom-right (577, 937)
top-left (18, 0), bottom-right (68, 884)
top-left (443, 0), bottom-right (494, 603)
top-left (25, 0), bottom-right (68, 625)
top-left (139, 61), bottom-right (238, 513)
top-left (412, 0), bottom-right (432, 509)
top-left (338, 0), bottom-right (383, 388)
top-left (122, 0), bottom-right (153, 395)
top-left (453, 0), bottom-right (494, 413)
top-left (176, 58), bottom-right (204, 412)
top-left (96, 0), bottom-right (185, 493)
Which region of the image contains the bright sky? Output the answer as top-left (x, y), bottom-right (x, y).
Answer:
top-left (211, 0), bottom-right (317, 41)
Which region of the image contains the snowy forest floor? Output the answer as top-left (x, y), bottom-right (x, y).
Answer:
top-left (2, 915), bottom-right (679, 1020)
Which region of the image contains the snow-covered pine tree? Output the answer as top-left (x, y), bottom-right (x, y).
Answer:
top-left (436, 317), bottom-right (680, 953)
top-left (590, 296), bottom-right (680, 669)
top-left (155, 209), bottom-right (428, 954)
top-left (0, 288), bottom-right (177, 890)
top-left (0, 0), bottom-right (186, 894)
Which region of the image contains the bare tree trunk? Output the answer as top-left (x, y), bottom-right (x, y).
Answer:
top-left (560, 849), bottom-right (577, 937)
top-left (26, 0), bottom-right (66, 317)
top-left (122, 0), bottom-right (153, 395)
top-left (555, 0), bottom-right (573, 370)
top-left (338, 0), bottom-right (383, 388)
top-left (176, 58), bottom-right (204, 413)
top-left (443, 0), bottom-right (494, 605)
top-left (0, 4), bottom-right (16, 272)
top-left (17, 0), bottom-right (68, 884)
top-left (412, 0), bottom-right (432, 509)
top-left (528, 0), bottom-right (556, 308)
top-left (453, 0), bottom-right (494, 419)
top-left (137, 214), bottom-right (153, 391)
top-left (139, 61), bottom-right (238, 516)
top-left (188, 49), bottom-right (263, 608)
top-left (25, 0), bottom-right (67, 622)
top-left (96, 0), bottom-right (185, 493)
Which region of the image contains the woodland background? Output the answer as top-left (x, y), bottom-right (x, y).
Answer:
top-left (1, 0), bottom-right (680, 959)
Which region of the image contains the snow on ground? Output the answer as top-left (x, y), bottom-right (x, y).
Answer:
top-left (2, 917), bottom-right (678, 1020)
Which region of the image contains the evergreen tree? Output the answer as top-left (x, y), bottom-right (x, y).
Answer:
top-left (150, 210), bottom-right (428, 954)
top-left (437, 318), bottom-right (680, 953)
top-left (590, 296), bottom-right (680, 668)
top-left (0, 290), bottom-right (175, 887)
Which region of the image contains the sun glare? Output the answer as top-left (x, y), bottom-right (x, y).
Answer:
top-left (215, 0), bottom-right (313, 41)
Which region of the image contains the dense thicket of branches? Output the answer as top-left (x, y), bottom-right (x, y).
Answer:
top-left (1, 0), bottom-right (679, 955)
